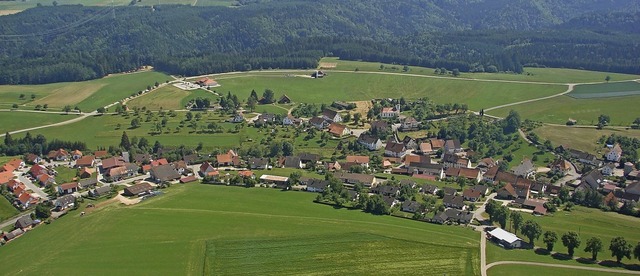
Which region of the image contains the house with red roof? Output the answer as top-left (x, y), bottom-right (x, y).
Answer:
top-left (38, 174), bottom-right (55, 186)
top-left (199, 162), bottom-right (216, 176)
top-left (6, 159), bottom-right (24, 170)
top-left (75, 155), bottom-right (95, 168)
top-left (16, 192), bottom-right (38, 209)
top-left (151, 158), bottom-right (169, 167)
top-left (71, 150), bottom-right (83, 160)
top-left (47, 148), bottom-right (70, 161)
top-left (58, 182), bottom-right (79, 195)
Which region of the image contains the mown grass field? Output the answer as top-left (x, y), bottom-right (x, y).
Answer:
top-left (487, 263), bottom-right (623, 276)
top-left (0, 198), bottom-right (18, 221)
top-left (213, 71), bottom-right (565, 111)
top-left (0, 184), bottom-right (480, 275)
top-left (320, 57), bottom-right (640, 84)
top-left (126, 85), bottom-right (218, 110)
top-left (534, 125), bottom-right (640, 156)
top-left (568, 81), bottom-right (640, 99)
top-left (0, 71), bottom-right (171, 112)
top-left (0, 111), bottom-right (79, 134)
top-left (489, 94), bottom-right (640, 125)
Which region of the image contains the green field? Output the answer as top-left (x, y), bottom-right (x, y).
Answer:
top-left (0, 198), bottom-right (19, 221)
top-left (568, 81), bottom-right (640, 99)
top-left (0, 111), bottom-right (79, 134)
top-left (320, 57), bottom-right (640, 84)
top-left (534, 125), bottom-right (640, 156)
top-left (212, 71), bottom-right (565, 111)
top-left (126, 85), bottom-right (218, 110)
top-left (53, 166), bottom-right (78, 184)
top-left (489, 94), bottom-right (640, 125)
top-left (487, 264), bottom-right (624, 276)
top-left (0, 184), bottom-right (480, 275)
top-left (0, 71), bottom-right (171, 112)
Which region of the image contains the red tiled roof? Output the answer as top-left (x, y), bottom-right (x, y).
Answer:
top-left (238, 170), bottom-right (254, 177)
top-left (7, 159), bottom-right (23, 170)
top-left (151, 158), bottom-right (169, 167)
top-left (180, 175), bottom-right (198, 183)
top-left (1, 164), bottom-right (15, 172)
top-left (328, 123), bottom-right (347, 136)
top-left (59, 182), bottom-right (78, 190)
top-left (0, 171), bottom-right (14, 184)
top-left (346, 156), bottom-right (370, 164)
top-left (76, 155), bottom-right (95, 167)
top-left (94, 151), bottom-right (108, 158)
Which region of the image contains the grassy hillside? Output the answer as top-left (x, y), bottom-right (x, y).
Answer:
top-left (212, 71), bottom-right (565, 110)
top-left (322, 58), bottom-right (640, 84)
top-left (126, 85), bottom-right (219, 110)
top-left (0, 71), bottom-right (171, 112)
top-left (489, 94), bottom-right (640, 125)
top-left (0, 111), bottom-right (79, 134)
top-left (0, 184), bottom-right (480, 275)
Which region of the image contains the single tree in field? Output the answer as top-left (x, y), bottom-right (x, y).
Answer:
top-left (605, 75), bottom-right (611, 82)
top-left (120, 131), bottom-right (131, 150)
top-left (353, 113), bottom-right (361, 125)
top-left (521, 220), bottom-right (542, 246)
top-left (263, 89), bottom-right (275, 104)
top-left (130, 118), bottom-right (140, 128)
top-left (63, 105), bottom-right (72, 114)
top-left (562, 231), bottom-right (581, 257)
top-left (452, 68), bottom-right (460, 77)
top-left (609, 236), bottom-right (632, 264)
top-left (584, 237), bottom-right (603, 260)
top-left (96, 107), bottom-right (106, 114)
top-left (543, 231), bottom-right (558, 252)
top-left (510, 212), bottom-right (523, 234)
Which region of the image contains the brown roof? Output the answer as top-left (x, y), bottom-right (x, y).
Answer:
top-left (217, 153), bottom-right (233, 164)
top-left (151, 158), bottom-right (169, 167)
top-left (48, 148), bottom-right (69, 158)
top-left (463, 189), bottom-right (482, 199)
top-left (180, 175), bottom-right (198, 183)
top-left (419, 143), bottom-right (432, 153)
top-left (102, 157), bottom-right (125, 169)
top-left (76, 155), bottom-right (95, 167)
top-left (72, 150), bottom-right (83, 156)
top-left (385, 142), bottom-right (405, 153)
top-left (59, 182), bottom-right (78, 190)
top-left (238, 170), bottom-right (254, 178)
top-left (499, 183), bottom-right (518, 198)
top-left (328, 123), bottom-right (347, 136)
top-left (404, 154), bottom-right (430, 166)
top-left (346, 156), bottom-right (370, 164)
top-left (6, 159), bottom-right (22, 169)
top-left (94, 150), bottom-right (108, 158)
top-left (551, 159), bottom-right (572, 171)
top-left (124, 183), bottom-right (153, 195)
top-left (430, 138), bottom-right (445, 149)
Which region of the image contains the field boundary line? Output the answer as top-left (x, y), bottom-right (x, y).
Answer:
top-left (486, 261), bottom-right (640, 274)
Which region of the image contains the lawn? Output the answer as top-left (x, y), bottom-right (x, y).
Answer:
top-left (487, 263), bottom-right (625, 276)
top-left (0, 198), bottom-right (19, 221)
top-left (320, 57), bottom-right (640, 84)
top-left (0, 71), bottom-right (171, 112)
top-left (213, 71), bottom-right (565, 111)
top-left (53, 166), bottom-right (78, 184)
top-left (0, 184), bottom-right (480, 275)
top-left (534, 125), bottom-right (640, 156)
top-left (489, 94), bottom-right (640, 125)
top-left (126, 85), bottom-right (218, 110)
top-left (0, 111), bottom-right (80, 134)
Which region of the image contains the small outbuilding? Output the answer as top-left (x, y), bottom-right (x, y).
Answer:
top-left (488, 228), bottom-right (523, 249)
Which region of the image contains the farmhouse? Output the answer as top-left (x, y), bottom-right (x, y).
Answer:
top-left (511, 159), bottom-right (535, 178)
top-left (123, 183), bottom-right (154, 196)
top-left (101, 157), bottom-right (126, 170)
top-left (282, 156), bottom-right (302, 169)
top-left (306, 178), bottom-right (330, 193)
top-left (488, 228), bottom-right (523, 249)
top-left (444, 139), bottom-right (462, 153)
top-left (601, 163), bottom-right (616, 176)
top-left (550, 158), bottom-right (572, 175)
top-left (78, 178), bottom-right (98, 189)
top-left (384, 141), bottom-right (406, 158)
top-left (606, 143), bottom-right (623, 162)
top-left (346, 156), bottom-right (370, 168)
top-left (477, 158), bottom-right (497, 169)
top-left (445, 168), bottom-right (482, 183)
top-left (216, 150), bottom-right (238, 167)
top-left (230, 113), bottom-right (245, 123)
top-left (75, 155), bottom-right (95, 168)
top-left (418, 142), bottom-right (433, 154)
top-left (199, 162), bottom-right (216, 176)
top-left (357, 135), bottom-right (383, 150)
top-left (309, 117), bottom-right (328, 129)
top-left (79, 167), bottom-right (93, 178)
top-left (566, 148), bottom-right (602, 167)
top-left (370, 120), bottom-right (390, 132)
top-left (47, 148), bottom-right (69, 161)
top-left (278, 94), bottom-right (292, 104)
top-left (282, 114), bottom-right (302, 126)
top-left (250, 158), bottom-right (270, 170)
top-left (321, 108), bottom-right (342, 123)
top-left (150, 164), bottom-right (181, 183)
top-left (15, 216), bottom-right (35, 230)
top-left (26, 154), bottom-right (42, 164)
top-left (401, 117), bottom-right (420, 131)
top-left (328, 122), bottom-right (350, 137)
top-left (259, 175), bottom-right (289, 187)
top-left (442, 153), bottom-right (470, 169)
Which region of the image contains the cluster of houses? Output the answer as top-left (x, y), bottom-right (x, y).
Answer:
top-left (1, 215), bottom-right (40, 243)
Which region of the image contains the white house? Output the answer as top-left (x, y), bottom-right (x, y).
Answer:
top-left (606, 144), bottom-right (622, 162)
top-left (381, 105), bottom-right (400, 118)
top-left (384, 141), bottom-right (406, 158)
top-left (321, 108), bottom-right (342, 123)
top-left (358, 135), bottom-right (383, 150)
top-left (401, 117), bottom-right (420, 131)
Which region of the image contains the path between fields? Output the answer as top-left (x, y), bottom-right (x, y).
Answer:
top-left (484, 84), bottom-right (575, 112)
top-left (0, 111), bottom-right (96, 137)
top-left (485, 261), bottom-right (640, 275)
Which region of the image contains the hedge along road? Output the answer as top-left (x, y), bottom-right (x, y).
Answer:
top-left (1, 68), bottom-right (636, 137)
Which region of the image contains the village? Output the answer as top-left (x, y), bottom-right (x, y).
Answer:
top-left (0, 86), bottom-right (638, 255)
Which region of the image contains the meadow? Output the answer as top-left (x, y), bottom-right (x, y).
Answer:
top-left (0, 184), bottom-right (480, 275)
top-left (320, 57), bottom-right (640, 84)
top-left (0, 198), bottom-right (18, 221)
top-left (489, 94), bottom-right (640, 125)
top-left (534, 125), bottom-right (640, 156)
top-left (126, 85), bottom-right (218, 110)
top-left (0, 111), bottom-right (79, 134)
top-left (0, 71), bottom-right (171, 112)
top-left (213, 71), bottom-right (565, 111)
top-left (568, 81), bottom-right (640, 99)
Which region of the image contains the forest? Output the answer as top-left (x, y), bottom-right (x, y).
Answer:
top-left (0, 1), bottom-right (638, 84)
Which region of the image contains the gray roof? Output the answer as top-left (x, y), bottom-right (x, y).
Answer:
top-left (92, 185), bottom-right (111, 197)
top-left (15, 215), bottom-right (34, 229)
top-left (150, 164), bottom-right (181, 182)
top-left (78, 178), bottom-right (98, 188)
top-left (284, 156), bottom-right (302, 168)
top-left (55, 194), bottom-right (75, 207)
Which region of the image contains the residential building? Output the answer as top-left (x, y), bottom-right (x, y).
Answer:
top-left (357, 135), bottom-right (382, 150)
top-left (442, 153), bottom-right (470, 169)
top-left (606, 143), bottom-right (623, 162)
top-left (328, 122), bottom-right (350, 137)
top-left (384, 141), bottom-right (406, 158)
top-left (321, 108), bottom-right (342, 123)
top-left (511, 159), bottom-right (535, 178)
top-left (150, 164), bottom-right (181, 183)
top-left (444, 139), bottom-right (462, 153)
top-left (123, 183), bottom-right (154, 196)
top-left (58, 182), bottom-right (79, 195)
top-left (381, 105), bottom-right (400, 118)
top-left (401, 117), bottom-right (420, 131)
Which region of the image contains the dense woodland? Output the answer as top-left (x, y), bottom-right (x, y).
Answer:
top-left (0, 1), bottom-right (638, 84)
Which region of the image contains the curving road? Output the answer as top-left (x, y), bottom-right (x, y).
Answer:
top-left (485, 261), bottom-right (640, 275)
top-left (0, 112), bottom-right (96, 137)
top-left (484, 84), bottom-right (575, 112)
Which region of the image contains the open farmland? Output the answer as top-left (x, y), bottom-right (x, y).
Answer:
top-left (0, 111), bottom-right (80, 134)
top-left (534, 125), bottom-right (640, 156)
top-left (126, 85), bottom-right (218, 110)
top-left (568, 81), bottom-right (640, 99)
top-left (0, 198), bottom-right (18, 221)
top-left (0, 184), bottom-right (480, 275)
top-left (320, 58), bottom-right (640, 84)
top-left (489, 94), bottom-right (640, 125)
top-left (213, 71), bottom-right (565, 110)
top-left (0, 71), bottom-right (171, 112)
top-left (488, 264), bottom-right (624, 276)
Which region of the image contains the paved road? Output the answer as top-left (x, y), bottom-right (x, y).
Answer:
top-left (480, 232), bottom-right (487, 276)
top-left (17, 175), bottom-right (49, 200)
top-left (484, 84), bottom-right (575, 112)
top-left (485, 261), bottom-right (640, 275)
